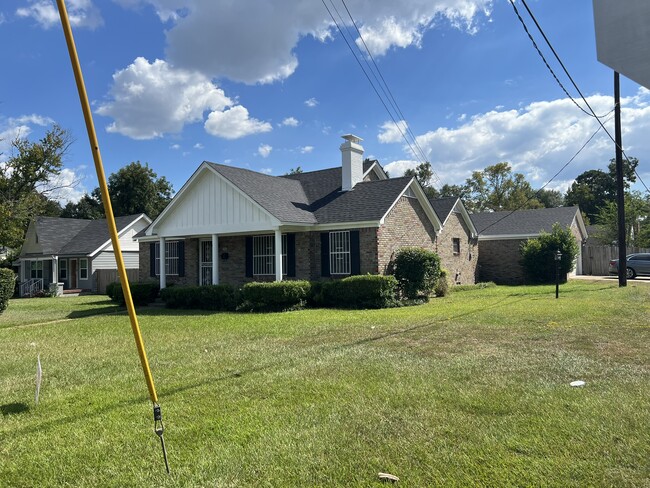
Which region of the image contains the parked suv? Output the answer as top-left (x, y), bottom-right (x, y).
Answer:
top-left (609, 253), bottom-right (650, 279)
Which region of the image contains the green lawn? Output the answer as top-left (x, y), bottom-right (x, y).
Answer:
top-left (0, 281), bottom-right (648, 487)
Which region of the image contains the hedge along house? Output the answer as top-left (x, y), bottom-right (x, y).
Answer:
top-left (136, 135), bottom-right (478, 288)
top-left (470, 206), bottom-right (588, 285)
top-left (17, 214), bottom-right (151, 296)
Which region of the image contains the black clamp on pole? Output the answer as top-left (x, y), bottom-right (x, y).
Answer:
top-left (153, 403), bottom-right (170, 474)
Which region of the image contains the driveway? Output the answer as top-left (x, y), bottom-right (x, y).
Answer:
top-left (571, 275), bottom-right (650, 284)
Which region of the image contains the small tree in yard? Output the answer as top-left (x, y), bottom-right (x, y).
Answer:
top-left (393, 247), bottom-right (442, 299)
top-left (0, 268), bottom-right (16, 313)
top-left (520, 223), bottom-right (579, 283)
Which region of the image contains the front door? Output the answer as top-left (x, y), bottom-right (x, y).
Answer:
top-left (70, 259), bottom-right (77, 288)
top-left (200, 240), bottom-right (212, 285)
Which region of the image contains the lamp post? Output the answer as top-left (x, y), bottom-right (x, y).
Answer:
top-left (555, 249), bottom-right (562, 299)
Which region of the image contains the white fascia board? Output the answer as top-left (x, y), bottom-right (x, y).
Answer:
top-left (478, 233), bottom-right (540, 241)
top-left (573, 211), bottom-right (588, 240)
top-left (379, 178), bottom-right (442, 232)
top-left (147, 162), bottom-right (280, 236)
top-left (89, 214), bottom-right (152, 257)
top-left (457, 201), bottom-right (479, 238)
top-left (362, 162), bottom-right (388, 180)
top-left (311, 221), bottom-right (380, 231)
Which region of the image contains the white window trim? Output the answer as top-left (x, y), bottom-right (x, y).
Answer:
top-left (79, 258), bottom-right (89, 280)
top-left (329, 230), bottom-right (351, 275)
top-left (30, 260), bottom-right (44, 279)
top-left (452, 238), bottom-right (461, 255)
top-left (154, 241), bottom-right (180, 276)
top-left (253, 234), bottom-right (287, 276)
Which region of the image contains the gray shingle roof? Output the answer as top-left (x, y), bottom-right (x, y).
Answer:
top-left (429, 197), bottom-right (459, 224)
top-left (23, 214), bottom-right (144, 257)
top-left (205, 161), bottom-right (411, 225)
top-left (471, 206), bottom-right (581, 236)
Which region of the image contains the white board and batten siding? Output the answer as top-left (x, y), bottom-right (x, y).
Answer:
top-left (156, 170), bottom-right (276, 237)
top-left (103, 226), bottom-right (145, 252)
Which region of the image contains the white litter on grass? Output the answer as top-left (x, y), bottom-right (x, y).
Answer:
top-left (35, 354), bottom-right (42, 405)
top-left (570, 380), bottom-right (586, 387)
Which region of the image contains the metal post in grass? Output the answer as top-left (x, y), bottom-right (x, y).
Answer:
top-left (555, 249), bottom-right (562, 299)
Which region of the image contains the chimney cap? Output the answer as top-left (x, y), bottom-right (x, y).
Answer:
top-left (341, 134), bottom-right (363, 144)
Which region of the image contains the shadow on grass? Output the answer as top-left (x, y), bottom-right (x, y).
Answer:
top-left (1, 402), bottom-right (30, 416)
top-left (66, 307), bottom-right (123, 320)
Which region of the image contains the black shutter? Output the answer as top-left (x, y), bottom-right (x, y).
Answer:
top-left (287, 234), bottom-right (296, 277)
top-left (149, 243), bottom-right (156, 277)
top-left (178, 241), bottom-right (185, 277)
top-left (320, 232), bottom-right (330, 277)
top-left (350, 230), bottom-right (361, 275)
top-left (245, 236), bottom-right (253, 277)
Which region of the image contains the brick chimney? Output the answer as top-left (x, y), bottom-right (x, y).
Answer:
top-left (340, 134), bottom-right (364, 191)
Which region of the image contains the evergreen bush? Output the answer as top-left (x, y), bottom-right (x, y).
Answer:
top-left (238, 280), bottom-right (311, 312)
top-left (108, 281), bottom-right (159, 306)
top-left (318, 275), bottom-right (398, 309)
top-left (393, 247), bottom-right (441, 298)
top-left (520, 223), bottom-right (579, 283)
top-left (0, 268), bottom-right (16, 313)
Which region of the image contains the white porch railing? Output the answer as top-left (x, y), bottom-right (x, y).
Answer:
top-left (19, 278), bottom-right (43, 297)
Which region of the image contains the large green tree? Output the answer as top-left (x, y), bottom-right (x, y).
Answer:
top-left (463, 162), bottom-right (541, 212)
top-left (103, 161), bottom-right (172, 219)
top-left (594, 191), bottom-right (649, 245)
top-left (0, 125), bottom-right (71, 248)
top-left (63, 161), bottom-right (173, 219)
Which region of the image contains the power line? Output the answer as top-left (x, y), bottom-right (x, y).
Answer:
top-left (339, 0), bottom-right (432, 170)
top-left (477, 112), bottom-right (613, 235)
top-left (510, 0), bottom-right (650, 194)
top-left (320, 0), bottom-right (439, 183)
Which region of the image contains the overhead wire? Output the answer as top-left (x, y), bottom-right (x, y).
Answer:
top-left (321, 0), bottom-right (440, 184)
top-left (510, 0), bottom-right (650, 194)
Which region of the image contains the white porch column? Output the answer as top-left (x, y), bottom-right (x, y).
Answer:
top-left (211, 234), bottom-right (219, 285)
top-left (274, 229), bottom-right (283, 282)
top-left (51, 256), bottom-right (58, 284)
top-left (159, 237), bottom-right (166, 289)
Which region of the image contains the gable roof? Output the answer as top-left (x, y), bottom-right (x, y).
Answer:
top-left (146, 159), bottom-right (435, 237)
top-left (471, 206), bottom-right (586, 238)
top-left (429, 197), bottom-right (459, 225)
top-left (21, 214), bottom-right (147, 258)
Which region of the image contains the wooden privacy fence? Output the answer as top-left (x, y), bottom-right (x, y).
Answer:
top-left (582, 245), bottom-right (650, 276)
top-left (94, 268), bottom-right (139, 294)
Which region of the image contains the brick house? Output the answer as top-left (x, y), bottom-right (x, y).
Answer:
top-left (471, 206), bottom-right (588, 285)
top-left (136, 135), bottom-right (478, 288)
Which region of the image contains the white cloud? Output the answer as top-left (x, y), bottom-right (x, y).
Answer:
top-left (121, 0), bottom-right (491, 84)
top-left (304, 98), bottom-right (319, 108)
top-left (204, 106), bottom-right (272, 140)
top-left (193, 143), bottom-right (204, 149)
top-left (16, 0), bottom-right (103, 29)
top-left (300, 145), bottom-right (314, 154)
top-left (281, 117), bottom-right (299, 127)
top-left (97, 57), bottom-right (242, 140)
top-left (257, 144), bottom-right (272, 158)
top-left (377, 120), bottom-right (408, 144)
top-left (260, 168), bottom-right (273, 175)
top-left (48, 168), bottom-right (87, 204)
top-left (383, 159), bottom-right (419, 178)
top-left (170, 144), bottom-right (181, 150)
top-left (385, 89), bottom-right (650, 189)
top-left (0, 113), bottom-right (54, 161)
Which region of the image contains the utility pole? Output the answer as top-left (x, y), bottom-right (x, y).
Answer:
top-left (614, 71), bottom-right (627, 287)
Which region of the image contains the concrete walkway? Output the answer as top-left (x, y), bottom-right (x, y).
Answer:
top-left (571, 274), bottom-right (650, 284)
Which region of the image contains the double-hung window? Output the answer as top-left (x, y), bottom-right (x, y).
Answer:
top-left (329, 231), bottom-right (351, 275)
top-left (79, 258), bottom-right (89, 280)
top-left (154, 241), bottom-right (180, 276)
top-left (452, 238), bottom-right (461, 255)
top-left (253, 234), bottom-right (287, 275)
top-left (30, 260), bottom-right (43, 279)
top-left (59, 259), bottom-right (67, 280)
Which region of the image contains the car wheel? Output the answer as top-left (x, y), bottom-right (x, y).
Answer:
top-left (626, 267), bottom-right (637, 279)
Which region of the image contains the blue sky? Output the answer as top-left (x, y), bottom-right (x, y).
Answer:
top-left (1, 0), bottom-right (649, 203)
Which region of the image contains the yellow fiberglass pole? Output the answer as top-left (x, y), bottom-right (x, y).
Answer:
top-left (56, 0), bottom-right (169, 472)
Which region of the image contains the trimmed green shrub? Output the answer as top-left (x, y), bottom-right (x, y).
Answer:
top-left (109, 281), bottom-right (159, 306)
top-left (0, 268), bottom-right (16, 313)
top-left (393, 247), bottom-right (442, 299)
top-left (239, 280), bottom-right (311, 312)
top-left (160, 284), bottom-right (236, 311)
top-left (434, 269), bottom-right (449, 297)
top-left (318, 275), bottom-right (398, 309)
top-left (520, 223), bottom-right (580, 284)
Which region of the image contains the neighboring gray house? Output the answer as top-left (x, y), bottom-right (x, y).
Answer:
top-left (471, 206), bottom-right (588, 284)
top-left (17, 213), bottom-right (151, 296)
top-left (136, 135), bottom-right (479, 288)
